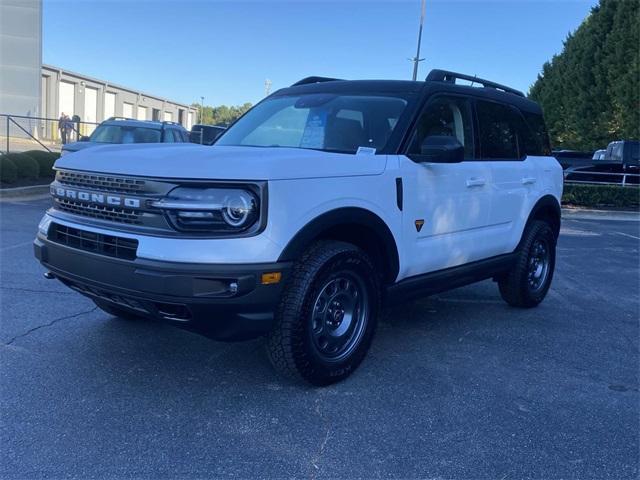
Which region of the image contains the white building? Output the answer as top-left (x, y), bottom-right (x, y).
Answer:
top-left (0, 0), bottom-right (198, 143)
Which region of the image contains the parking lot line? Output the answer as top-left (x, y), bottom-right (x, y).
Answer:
top-left (614, 231), bottom-right (640, 241)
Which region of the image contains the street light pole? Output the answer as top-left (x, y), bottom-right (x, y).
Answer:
top-left (200, 96), bottom-right (205, 124)
top-left (411, 0), bottom-right (426, 81)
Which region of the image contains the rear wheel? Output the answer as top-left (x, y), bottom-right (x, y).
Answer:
top-left (498, 220), bottom-right (556, 308)
top-left (93, 299), bottom-right (144, 321)
top-left (267, 241), bottom-right (381, 386)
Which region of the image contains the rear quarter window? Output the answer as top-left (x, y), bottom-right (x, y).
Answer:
top-left (522, 111), bottom-right (552, 156)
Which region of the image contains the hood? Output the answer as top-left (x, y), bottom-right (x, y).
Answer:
top-left (61, 141), bottom-right (98, 153)
top-left (53, 143), bottom-right (387, 180)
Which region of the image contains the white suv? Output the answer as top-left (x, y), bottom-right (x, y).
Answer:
top-left (34, 70), bottom-right (563, 385)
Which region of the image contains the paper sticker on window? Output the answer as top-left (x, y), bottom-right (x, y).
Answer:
top-left (300, 111), bottom-right (327, 149)
top-left (356, 146), bottom-right (376, 155)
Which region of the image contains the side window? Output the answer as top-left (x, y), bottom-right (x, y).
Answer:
top-left (476, 100), bottom-right (520, 159)
top-left (408, 96), bottom-right (474, 158)
top-left (522, 111), bottom-right (552, 156)
top-left (163, 129), bottom-right (175, 143)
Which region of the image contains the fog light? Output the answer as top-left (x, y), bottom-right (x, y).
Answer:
top-left (261, 272), bottom-right (282, 285)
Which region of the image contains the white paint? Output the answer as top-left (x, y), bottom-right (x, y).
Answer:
top-left (104, 92), bottom-right (116, 120)
top-left (83, 86), bottom-right (98, 135)
top-left (122, 102), bottom-right (134, 119)
top-left (58, 81), bottom-right (75, 116)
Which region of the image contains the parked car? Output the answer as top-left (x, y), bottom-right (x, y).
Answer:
top-left (592, 149), bottom-right (606, 161)
top-left (604, 140), bottom-right (639, 170)
top-left (61, 117), bottom-right (190, 156)
top-left (553, 149), bottom-right (594, 170)
top-left (190, 124), bottom-right (226, 145)
top-left (35, 69), bottom-right (562, 385)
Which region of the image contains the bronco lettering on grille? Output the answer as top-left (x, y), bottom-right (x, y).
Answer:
top-left (52, 186), bottom-right (142, 209)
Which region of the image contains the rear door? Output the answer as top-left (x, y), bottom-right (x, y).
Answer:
top-left (474, 100), bottom-right (538, 255)
top-left (399, 94), bottom-right (493, 277)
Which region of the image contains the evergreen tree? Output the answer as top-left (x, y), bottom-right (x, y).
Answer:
top-left (529, 0), bottom-right (639, 151)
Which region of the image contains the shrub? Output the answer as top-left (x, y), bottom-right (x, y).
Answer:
top-left (23, 150), bottom-right (60, 178)
top-left (2, 153), bottom-right (40, 180)
top-left (562, 184), bottom-right (640, 209)
top-left (0, 155), bottom-right (18, 184)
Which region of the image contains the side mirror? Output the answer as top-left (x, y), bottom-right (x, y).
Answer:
top-left (418, 135), bottom-right (464, 163)
top-left (79, 136), bottom-right (90, 142)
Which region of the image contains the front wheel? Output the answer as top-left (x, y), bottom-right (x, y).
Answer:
top-left (267, 241), bottom-right (381, 386)
top-left (498, 220), bottom-right (556, 308)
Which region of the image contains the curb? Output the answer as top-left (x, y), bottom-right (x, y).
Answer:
top-left (562, 207), bottom-right (639, 221)
top-left (0, 184), bottom-right (50, 200)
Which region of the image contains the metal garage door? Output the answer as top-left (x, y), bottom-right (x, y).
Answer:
top-left (59, 81), bottom-right (75, 117)
top-left (123, 102), bottom-right (134, 119)
top-left (104, 92), bottom-right (116, 120)
top-left (83, 86), bottom-right (98, 135)
top-left (137, 106), bottom-right (147, 121)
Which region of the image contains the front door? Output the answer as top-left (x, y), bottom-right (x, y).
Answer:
top-left (399, 95), bottom-right (493, 278)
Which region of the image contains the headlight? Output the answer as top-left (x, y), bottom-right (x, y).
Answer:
top-left (152, 186), bottom-right (260, 233)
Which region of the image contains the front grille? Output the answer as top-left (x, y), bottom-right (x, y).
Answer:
top-left (57, 170), bottom-right (147, 194)
top-left (50, 223), bottom-right (138, 260)
top-left (54, 198), bottom-right (143, 225)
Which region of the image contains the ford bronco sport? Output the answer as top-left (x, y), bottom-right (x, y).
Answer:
top-left (34, 70), bottom-right (562, 385)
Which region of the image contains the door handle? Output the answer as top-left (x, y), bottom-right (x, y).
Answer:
top-left (466, 177), bottom-right (486, 187)
top-left (521, 177), bottom-right (537, 185)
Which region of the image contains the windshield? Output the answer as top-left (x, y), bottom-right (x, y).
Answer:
top-left (90, 125), bottom-right (161, 144)
top-left (216, 93), bottom-right (409, 153)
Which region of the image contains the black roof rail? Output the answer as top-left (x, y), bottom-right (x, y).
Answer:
top-left (426, 69), bottom-right (525, 97)
top-left (291, 76), bottom-right (343, 87)
top-left (106, 116), bottom-right (137, 121)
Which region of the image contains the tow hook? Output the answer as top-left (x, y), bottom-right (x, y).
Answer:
top-left (43, 271), bottom-right (56, 280)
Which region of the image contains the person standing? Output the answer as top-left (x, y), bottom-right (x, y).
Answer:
top-left (63, 114), bottom-right (74, 144)
top-left (58, 112), bottom-right (67, 144)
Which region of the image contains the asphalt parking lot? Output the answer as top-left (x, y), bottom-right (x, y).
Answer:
top-left (1, 197), bottom-right (638, 479)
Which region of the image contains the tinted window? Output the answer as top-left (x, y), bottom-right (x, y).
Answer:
top-left (163, 129), bottom-right (175, 143)
top-left (216, 94), bottom-right (409, 154)
top-left (90, 125), bottom-right (161, 143)
top-left (408, 96), bottom-right (474, 158)
top-left (522, 111), bottom-right (552, 155)
top-left (476, 101), bottom-right (520, 159)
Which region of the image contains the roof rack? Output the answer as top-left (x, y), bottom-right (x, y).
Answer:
top-left (291, 76), bottom-right (343, 87)
top-left (425, 69), bottom-right (525, 97)
top-left (106, 116), bottom-right (137, 121)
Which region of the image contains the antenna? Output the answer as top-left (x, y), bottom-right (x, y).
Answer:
top-left (410, 0), bottom-right (426, 81)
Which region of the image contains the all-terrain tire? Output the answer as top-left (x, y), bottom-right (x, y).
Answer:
top-left (498, 220), bottom-right (556, 308)
top-left (267, 240), bottom-right (381, 386)
top-left (93, 299), bottom-right (145, 321)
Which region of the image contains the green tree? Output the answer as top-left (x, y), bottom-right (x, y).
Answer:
top-left (529, 0), bottom-right (639, 151)
top-left (193, 102), bottom-right (253, 126)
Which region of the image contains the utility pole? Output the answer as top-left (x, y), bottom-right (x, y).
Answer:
top-left (264, 79), bottom-right (272, 97)
top-left (411, 0), bottom-right (426, 81)
top-left (200, 96), bottom-right (205, 124)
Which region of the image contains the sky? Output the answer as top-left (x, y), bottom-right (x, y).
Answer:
top-left (43, 0), bottom-right (598, 107)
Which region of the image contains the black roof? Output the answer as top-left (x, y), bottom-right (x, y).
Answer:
top-left (276, 69), bottom-right (542, 114)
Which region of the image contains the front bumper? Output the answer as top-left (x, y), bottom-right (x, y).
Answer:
top-left (34, 234), bottom-right (291, 340)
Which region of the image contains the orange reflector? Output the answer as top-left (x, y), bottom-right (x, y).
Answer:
top-left (261, 272), bottom-right (282, 285)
